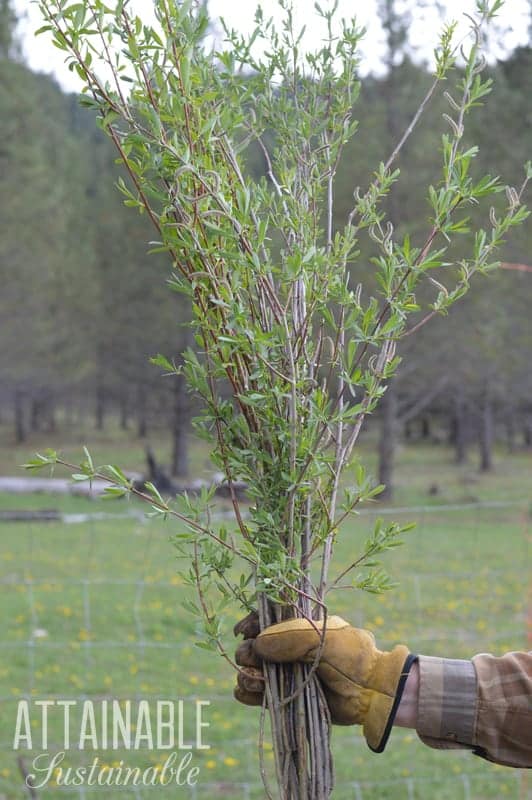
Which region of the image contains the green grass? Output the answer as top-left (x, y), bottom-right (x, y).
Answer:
top-left (0, 502), bottom-right (529, 798)
top-left (0, 426), bottom-right (530, 798)
top-left (0, 418), bottom-right (214, 482)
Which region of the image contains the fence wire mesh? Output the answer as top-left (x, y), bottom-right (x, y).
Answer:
top-left (0, 500), bottom-right (529, 798)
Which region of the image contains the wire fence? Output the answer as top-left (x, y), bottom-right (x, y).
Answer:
top-left (0, 500), bottom-right (530, 798)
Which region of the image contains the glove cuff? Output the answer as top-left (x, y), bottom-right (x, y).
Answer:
top-left (365, 651), bottom-right (417, 753)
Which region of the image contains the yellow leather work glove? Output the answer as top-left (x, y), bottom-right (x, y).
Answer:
top-left (234, 612), bottom-right (416, 753)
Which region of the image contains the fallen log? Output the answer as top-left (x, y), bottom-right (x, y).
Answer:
top-left (0, 509), bottom-right (61, 522)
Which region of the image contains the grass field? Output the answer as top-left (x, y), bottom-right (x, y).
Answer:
top-left (0, 425), bottom-right (530, 798)
top-left (2, 416), bottom-right (532, 505)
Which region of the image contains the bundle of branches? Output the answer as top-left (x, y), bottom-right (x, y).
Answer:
top-left (29, 1), bottom-right (529, 797)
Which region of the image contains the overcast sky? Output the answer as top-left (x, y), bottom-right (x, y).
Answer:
top-left (14, 0), bottom-right (531, 93)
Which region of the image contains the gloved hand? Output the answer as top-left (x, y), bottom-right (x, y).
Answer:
top-left (234, 611), bottom-right (416, 752)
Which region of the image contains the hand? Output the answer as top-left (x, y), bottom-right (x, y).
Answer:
top-left (233, 611), bottom-right (415, 752)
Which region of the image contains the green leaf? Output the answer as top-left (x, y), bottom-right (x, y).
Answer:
top-left (150, 353), bottom-right (177, 372)
top-left (34, 25), bottom-right (54, 36)
top-left (102, 487), bottom-right (129, 499)
top-left (195, 641), bottom-right (217, 652)
top-left (144, 481), bottom-right (165, 505)
top-left (104, 465), bottom-right (129, 485)
top-left (22, 450), bottom-right (58, 471)
top-left (83, 447), bottom-right (94, 472)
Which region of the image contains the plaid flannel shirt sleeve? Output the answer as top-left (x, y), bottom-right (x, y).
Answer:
top-left (415, 651), bottom-right (532, 769)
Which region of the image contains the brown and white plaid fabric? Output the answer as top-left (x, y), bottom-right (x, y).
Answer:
top-left (415, 651), bottom-right (532, 769)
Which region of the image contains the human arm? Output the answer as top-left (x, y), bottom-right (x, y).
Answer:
top-left (393, 659), bottom-right (419, 728)
top-left (234, 613), bottom-right (532, 768)
top-left (412, 651), bottom-right (532, 769)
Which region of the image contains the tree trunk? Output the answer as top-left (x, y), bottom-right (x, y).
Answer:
top-left (420, 415), bottom-right (430, 440)
top-left (65, 397), bottom-right (74, 427)
top-left (30, 396), bottom-right (41, 432)
top-left (45, 391), bottom-right (56, 433)
top-left (137, 382), bottom-right (147, 438)
top-left (479, 387), bottom-right (494, 472)
top-left (14, 390), bottom-right (26, 443)
top-left (453, 389), bottom-right (468, 465)
top-left (74, 397), bottom-right (83, 427)
top-left (47, 402), bottom-right (56, 433)
top-left (378, 380), bottom-right (397, 501)
top-left (171, 372), bottom-right (189, 478)
top-left (119, 393), bottom-right (129, 431)
top-left (448, 413), bottom-right (456, 446)
top-left (95, 383), bottom-right (105, 431)
top-left (523, 420), bottom-right (532, 448)
top-left (505, 414), bottom-right (516, 453)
